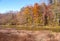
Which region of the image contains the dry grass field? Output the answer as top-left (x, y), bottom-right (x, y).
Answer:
top-left (0, 25), bottom-right (60, 32)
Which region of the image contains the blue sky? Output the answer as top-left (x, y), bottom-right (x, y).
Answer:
top-left (0, 0), bottom-right (48, 13)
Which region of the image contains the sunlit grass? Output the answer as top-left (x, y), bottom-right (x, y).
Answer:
top-left (0, 25), bottom-right (60, 32)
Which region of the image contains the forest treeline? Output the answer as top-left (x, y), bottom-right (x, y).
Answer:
top-left (0, 3), bottom-right (60, 26)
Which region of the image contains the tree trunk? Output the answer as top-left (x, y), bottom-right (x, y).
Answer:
top-left (44, 15), bottom-right (48, 26)
top-left (58, 15), bottom-right (60, 26)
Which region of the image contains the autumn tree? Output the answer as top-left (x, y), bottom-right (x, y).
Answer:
top-left (41, 3), bottom-right (48, 25)
top-left (41, 3), bottom-right (54, 26)
top-left (16, 11), bottom-right (27, 25)
top-left (33, 3), bottom-right (41, 25)
top-left (16, 3), bottom-right (55, 26)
